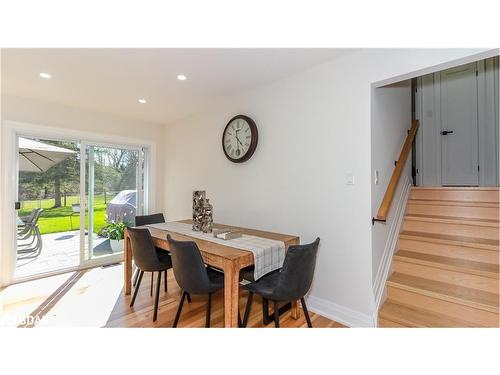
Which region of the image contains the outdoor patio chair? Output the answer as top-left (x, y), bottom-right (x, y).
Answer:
top-left (17, 208), bottom-right (41, 238)
top-left (17, 208), bottom-right (44, 259)
top-left (69, 203), bottom-right (80, 230)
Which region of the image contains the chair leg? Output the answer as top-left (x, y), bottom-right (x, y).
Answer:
top-left (132, 268), bottom-right (140, 287)
top-left (130, 270), bottom-right (144, 307)
top-left (150, 272), bottom-right (154, 296)
top-left (301, 298), bottom-right (313, 328)
top-left (273, 301), bottom-right (280, 328)
top-left (164, 270), bottom-right (168, 292)
top-left (262, 298), bottom-right (271, 325)
top-left (241, 291), bottom-right (254, 328)
top-left (173, 291), bottom-right (186, 328)
top-left (186, 293), bottom-right (192, 303)
top-left (153, 271), bottom-right (162, 322)
top-left (205, 293), bottom-right (212, 328)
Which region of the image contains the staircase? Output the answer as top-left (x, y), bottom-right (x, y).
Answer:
top-left (379, 187), bottom-right (500, 327)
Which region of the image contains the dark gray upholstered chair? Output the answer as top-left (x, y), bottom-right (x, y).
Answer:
top-left (241, 237), bottom-right (320, 328)
top-left (128, 227), bottom-right (173, 321)
top-left (167, 234), bottom-right (224, 328)
top-left (134, 214), bottom-right (167, 296)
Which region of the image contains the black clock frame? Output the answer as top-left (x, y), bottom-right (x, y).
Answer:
top-left (222, 115), bottom-right (258, 163)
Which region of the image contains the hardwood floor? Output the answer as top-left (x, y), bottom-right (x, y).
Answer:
top-left (0, 264), bottom-right (345, 328)
top-left (106, 269), bottom-right (345, 328)
top-left (379, 187), bottom-right (500, 328)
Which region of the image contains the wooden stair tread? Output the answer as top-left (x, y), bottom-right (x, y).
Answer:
top-left (401, 230), bottom-right (500, 250)
top-left (408, 199), bottom-right (499, 208)
top-left (412, 187), bottom-right (500, 191)
top-left (387, 272), bottom-right (499, 313)
top-left (394, 250), bottom-right (500, 279)
top-left (409, 187), bottom-right (500, 203)
top-left (405, 213), bottom-right (499, 226)
top-left (379, 300), bottom-right (477, 327)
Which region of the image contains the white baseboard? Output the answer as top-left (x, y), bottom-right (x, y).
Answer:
top-left (372, 175), bottom-right (411, 316)
top-left (306, 295), bottom-right (376, 328)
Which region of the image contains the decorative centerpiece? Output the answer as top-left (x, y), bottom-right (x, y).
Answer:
top-left (192, 191), bottom-right (213, 232)
top-left (201, 199), bottom-right (213, 233)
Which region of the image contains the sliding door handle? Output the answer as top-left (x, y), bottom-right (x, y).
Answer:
top-left (441, 130), bottom-right (454, 135)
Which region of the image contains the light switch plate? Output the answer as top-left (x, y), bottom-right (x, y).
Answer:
top-left (345, 173), bottom-right (355, 185)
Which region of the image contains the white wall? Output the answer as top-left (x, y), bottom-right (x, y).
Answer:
top-left (163, 49), bottom-right (494, 326)
top-left (0, 94), bottom-right (166, 286)
top-left (370, 82), bottom-right (412, 310)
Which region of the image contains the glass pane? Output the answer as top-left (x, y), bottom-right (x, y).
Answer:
top-left (85, 145), bottom-right (141, 261)
top-left (15, 137), bottom-right (81, 279)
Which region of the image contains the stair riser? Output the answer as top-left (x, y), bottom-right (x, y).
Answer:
top-left (403, 220), bottom-right (499, 241)
top-left (387, 286), bottom-right (500, 327)
top-left (393, 260), bottom-right (499, 294)
top-left (406, 203), bottom-right (499, 221)
top-left (398, 239), bottom-right (500, 265)
top-left (410, 189), bottom-right (500, 203)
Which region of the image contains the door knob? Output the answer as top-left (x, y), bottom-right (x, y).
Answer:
top-left (441, 130), bottom-right (454, 135)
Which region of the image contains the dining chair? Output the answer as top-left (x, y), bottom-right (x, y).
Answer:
top-left (134, 214), bottom-right (166, 293)
top-left (128, 227), bottom-right (173, 321)
top-left (240, 237), bottom-right (320, 328)
top-left (167, 234), bottom-right (224, 328)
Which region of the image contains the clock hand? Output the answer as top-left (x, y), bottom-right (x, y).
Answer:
top-left (235, 135), bottom-right (244, 147)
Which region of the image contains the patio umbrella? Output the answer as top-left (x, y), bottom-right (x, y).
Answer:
top-left (18, 137), bottom-right (77, 172)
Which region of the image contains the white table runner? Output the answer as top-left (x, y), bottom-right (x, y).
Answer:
top-left (147, 222), bottom-right (285, 280)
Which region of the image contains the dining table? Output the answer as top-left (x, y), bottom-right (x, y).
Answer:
top-left (123, 219), bottom-right (301, 327)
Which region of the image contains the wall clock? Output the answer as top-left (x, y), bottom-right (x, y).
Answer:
top-left (222, 115), bottom-right (258, 163)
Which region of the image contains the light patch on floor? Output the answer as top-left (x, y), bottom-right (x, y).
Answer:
top-left (1, 265), bottom-right (123, 327)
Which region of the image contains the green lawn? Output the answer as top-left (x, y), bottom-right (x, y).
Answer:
top-left (18, 194), bottom-right (116, 235)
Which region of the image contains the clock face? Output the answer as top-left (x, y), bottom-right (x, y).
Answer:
top-left (222, 115), bottom-right (258, 163)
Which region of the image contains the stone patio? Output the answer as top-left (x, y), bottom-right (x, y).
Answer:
top-left (15, 230), bottom-right (114, 279)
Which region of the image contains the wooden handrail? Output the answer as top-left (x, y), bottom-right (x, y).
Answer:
top-left (375, 120), bottom-right (419, 222)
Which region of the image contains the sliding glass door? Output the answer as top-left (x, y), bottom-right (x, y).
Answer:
top-left (14, 133), bottom-right (148, 280)
top-left (15, 136), bottom-right (82, 279)
top-left (81, 143), bottom-right (146, 266)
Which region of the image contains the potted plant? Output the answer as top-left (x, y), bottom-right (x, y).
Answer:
top-left (101, 222), bottom-right (127, 253)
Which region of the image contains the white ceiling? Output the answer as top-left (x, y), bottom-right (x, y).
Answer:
top-left (1, 48), bottom-right (352, 125)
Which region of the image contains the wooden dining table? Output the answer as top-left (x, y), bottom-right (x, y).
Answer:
top-left (123, 219), bottom-right (300, 327)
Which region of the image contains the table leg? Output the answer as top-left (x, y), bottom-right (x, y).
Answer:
top-left (223, 260), bottom-right (240, 328)
top-left (291, 300), bottom-right (300, 319)
top-left (124, 232), bottom-right (132, 295)
top-left (287, 239), bottom-right (301, 320)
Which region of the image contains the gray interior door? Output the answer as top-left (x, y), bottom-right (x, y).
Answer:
top-left (440, 63), bottom-right (479, 186)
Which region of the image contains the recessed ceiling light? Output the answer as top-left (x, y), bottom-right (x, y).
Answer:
top-left (177, 74), bottom-right (187, 81)
top-left (138, 98), bottom-right (147, 104)
top-left (39, 72), bottom-right (51, 79)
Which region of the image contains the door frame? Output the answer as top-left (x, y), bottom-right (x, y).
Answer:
top-left (0, 120), bottom-right (156, 286)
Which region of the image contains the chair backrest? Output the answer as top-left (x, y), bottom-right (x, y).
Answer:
top-left (274, 238), bottom-right (320, 301)
top-left (31, 208), bottom-right (43, 225)
top-left (24, 208), bottom-right (41, 224)
top-left (167, 234), bottom-right (211, 294)
top-left (127, 227), bottom-right (161, 272)
top-left (135, 213), bottom-right (165, 227)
